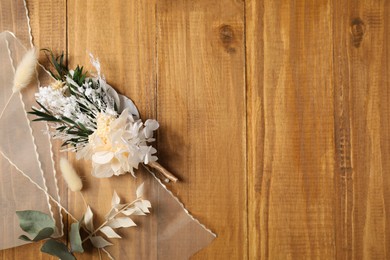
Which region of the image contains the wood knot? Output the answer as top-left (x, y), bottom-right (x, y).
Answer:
top-left (350, 18), bottom-right (365, 48)
top-left (219, 24), bottom-right (236, 53)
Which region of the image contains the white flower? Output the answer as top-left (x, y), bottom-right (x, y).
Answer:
top-left (35, 86), bottom-right (76, 117)
top-left (77, 109), bottom-right (159, 178)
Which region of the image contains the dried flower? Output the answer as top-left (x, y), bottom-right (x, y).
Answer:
top-left (50, 79), bottom-right (65, 90)
top-left (60, 158), bottom-right (83, 192)
top-left (77, 109), bottom-right (158, 178)
top-left (29, 50), bottom-right (172, 181)
top-left (13, 48), bottom-right (37, 93)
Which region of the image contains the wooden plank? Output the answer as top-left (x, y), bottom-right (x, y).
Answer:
top-left (246, 0), bottom-right (265, 258)
top-left (156, 1), bottom-right (247, 259)
top-left (332, 1), bottom-right (355, 258)
top-left (2, 0), bottom-right (390, 259)
top-left (67, 1), bottom-right (157, 259)
top-left (333, 0), bottom-right (390, 258)
top-left (0, 0), bottom-right (66, 259)
top-left (247, 0), bottom-right (338, 258)
top-left (0, 0), bottom-right (31, 47)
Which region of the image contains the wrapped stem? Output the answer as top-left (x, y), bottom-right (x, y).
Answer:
top-left (148, 161), bottom-right (178, 183)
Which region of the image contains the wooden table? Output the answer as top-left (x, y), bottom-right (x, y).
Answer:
top-left (1, 0), bottom-right (390, 259)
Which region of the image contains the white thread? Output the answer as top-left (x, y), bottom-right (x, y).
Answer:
top-left (22, 0), bottom-right (33, 48)
top-left (46, 122), bottom-right (65, 236)
top-left (0, 38), bottom-right (15, 120)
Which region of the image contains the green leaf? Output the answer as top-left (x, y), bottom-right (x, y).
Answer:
top-left (35, 101), bottom-right (52, 114)
top-left (16, 211), bottom-right (55, 240)
top-left (18, 227), bottom-right (54, 242)
top-left (18, 235), bottom-right (34, 242)
top-left (41, 49), bottom-right (69, 80)
top-left (69, 222), bottom-right (84, 253)
top-left (41, 239), bottom-right (75, 260)
top-left (32, 118), bottom-right (60, 122)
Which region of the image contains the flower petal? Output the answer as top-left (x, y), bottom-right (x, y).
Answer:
top-left (92, 151), bottom-right (114, 164)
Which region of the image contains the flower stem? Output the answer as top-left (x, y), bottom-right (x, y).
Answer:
top-left (79, 191), bottom-right (88, 210)
top-left (97, 248), bottom-right (102, 260)
top-left (146, 161), bottom-right (178, 183)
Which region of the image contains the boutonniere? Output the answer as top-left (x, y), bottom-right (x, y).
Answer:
top-left (2, 38), bottom-right (214, 259)
top-left (30, 49), bottom-right (178, 182)
top-left (11, 49), bottom-right (179, 259)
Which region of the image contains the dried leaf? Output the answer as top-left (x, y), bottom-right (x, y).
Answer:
top-left (122, 207), bottom-right (146, 216)
top-left (143, 200), bottom-right (152, 209)
top-left (83, 206), bottom-right (94, 232)
top-left (105, 208), bottom-right (117, 220)
top-left (90, 236), bottom-right (113, 248)
top-left (111, 191), bottom-right (120, 207)
top-left (100, 226), bottom-right (121, 238)
top-left (108, 217), bottom-right (136, 229)
top-left (136, 183), bottom-right (144, 198)
top-left (116, 88), bottom-right (140, 118)
top-left (135, 201), bottom-right (150, 213)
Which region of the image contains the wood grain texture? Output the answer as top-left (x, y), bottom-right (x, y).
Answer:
top-left (2, 0), bottom-right (390, 259)
top-left (156, 1), bottom-right (247, 259)
top-left (333, 0), bottom-right (390, 259)
top-left (246, 0), bottom-right (265, 258)
top-left (0, 0), bottom-right (31, 47)
top-left (247, 0), bottom-right (338, 259)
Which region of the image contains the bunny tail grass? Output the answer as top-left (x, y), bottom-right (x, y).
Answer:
top-left (13, 48), bottom-right (37, 93)
top-left (60, 158), bottom-right (83, 192)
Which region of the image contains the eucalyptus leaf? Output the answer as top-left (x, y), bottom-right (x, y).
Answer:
top-left (18, 235), bottom-right (33, 242)
top-left (70, 222), bottom-right (84, 253)
top-left (16, 210), bottom-right (55, 239)
top-left (41, 239), bottom-right (75, 260)
top-left (18, 227), bottom-right (54, 242)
